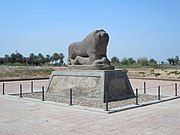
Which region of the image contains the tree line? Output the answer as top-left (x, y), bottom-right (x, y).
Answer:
top-left (166, 56), bottom-right (180, 65)
top-left (0, 52), bottom-right (179, 68)
top-left (0, 52), bottom-right (65, 66)
top-left (111, 56), bottom-right (180, 68)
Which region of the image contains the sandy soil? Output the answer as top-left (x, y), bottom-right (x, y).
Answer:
top-left (124, 68), bottom-right (180, 80)
top-left (0, 66), bottom-right (52, 80)
top-left (0, 66), bottom-right (180, 81)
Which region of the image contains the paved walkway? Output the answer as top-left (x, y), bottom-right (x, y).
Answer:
top-left (0, 95), bottom-right (180, 135)
top-left (130, 79), bottom-right (180, 96)
top-left (0, 80), bottom-right (48, 94)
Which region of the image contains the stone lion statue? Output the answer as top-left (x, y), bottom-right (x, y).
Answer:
top-left (68, 29), bottom-right (114, 70)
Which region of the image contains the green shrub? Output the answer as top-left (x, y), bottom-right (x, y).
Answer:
top-left (139, 72), bottom-right (145, 74)
top-left (167, 71), bottom-right (180, 76)
top-left (150, 69), bottom-right (154, 74)
top-left (154, 73), bottom-right (161, 77)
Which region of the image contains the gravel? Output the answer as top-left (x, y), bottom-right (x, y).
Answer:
top-left (11, 92), bottom-right (167, 109)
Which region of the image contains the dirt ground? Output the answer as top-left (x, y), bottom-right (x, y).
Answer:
top-left (0, 66), bottom-right (179, 81)
top-left (0, 66), bottom-right (52, 80)
top-left (124, 68), bottom-right (180, 80)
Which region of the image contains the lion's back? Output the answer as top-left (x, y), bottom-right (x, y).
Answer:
top-left (68, 30), bottom-right (101, 59)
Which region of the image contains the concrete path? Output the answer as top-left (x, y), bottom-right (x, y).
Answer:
top-left (0, 95), bottom-right (180, 135)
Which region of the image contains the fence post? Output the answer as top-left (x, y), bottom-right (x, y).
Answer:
top-left (105, 89), bottom-right (109, 111)
top-left (2, 83), bottom-right (5, 95)
top-left (158, 86), bottom-right (161, 100)
top-left (42, 86), bottom-right (45, 101)
top-left (175, 83), bottom-right (178, 96)
top-left (20, 85), bottom-right (22, 98)
top-left (70, 88), bottom-right (72, 106)
top-left (143, 82), bottom-right (146, 94)
top-left (31, 81), bottom-right (33, 93)
top-left (135, 88), bottom-right (139, 105)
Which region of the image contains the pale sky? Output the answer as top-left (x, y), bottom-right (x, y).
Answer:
top-left (0, 0), bottom-right (180, 63)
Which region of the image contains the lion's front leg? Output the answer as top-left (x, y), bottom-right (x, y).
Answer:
top-left (93, 57), bottom-right (110, 65)
top-left (87, 50), bottom-right (99, 64)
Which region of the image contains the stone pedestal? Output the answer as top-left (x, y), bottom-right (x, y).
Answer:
top-left (47, 70), bottom-right (135, 102)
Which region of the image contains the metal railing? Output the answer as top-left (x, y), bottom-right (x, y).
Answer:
top-left (1, 80), bottom-right (179, 112)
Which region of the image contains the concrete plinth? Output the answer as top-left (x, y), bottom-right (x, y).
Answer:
top-left (47, 70), bottom-right (135, 102)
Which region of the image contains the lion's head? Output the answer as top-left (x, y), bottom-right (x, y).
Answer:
top-left (91, 29), bottom-right (109, 57)
top-left (94, 29), bottom-right (109, 45)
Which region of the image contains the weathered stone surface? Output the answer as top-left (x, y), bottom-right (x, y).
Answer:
top-left (48, 76), bottom-right (102, 99)
top-left (68, 64), bottom-right (114, 70)
top-left (104, 71), bottom-right (135, 101)
top-left (47, 70), bottom-right (135, 102)
top-left (68, 29), bottom-right (114, 70)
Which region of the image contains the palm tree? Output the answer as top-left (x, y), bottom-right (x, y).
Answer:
top-left (167, 58), bottom-right (175, 65)
top-left (27, 53), bottom-right (38, 66)
top-left (45, 55), bottom-right (51, 64)
top-left (51, 53), bottom-right (60, 65)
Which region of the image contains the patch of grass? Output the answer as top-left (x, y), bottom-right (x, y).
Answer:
top-left (43, 68), bottom-right (54, 74)
top-left (0, 66), bottom-right (54, 79)
top-left (3, 62), bottom-right (28, 66)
